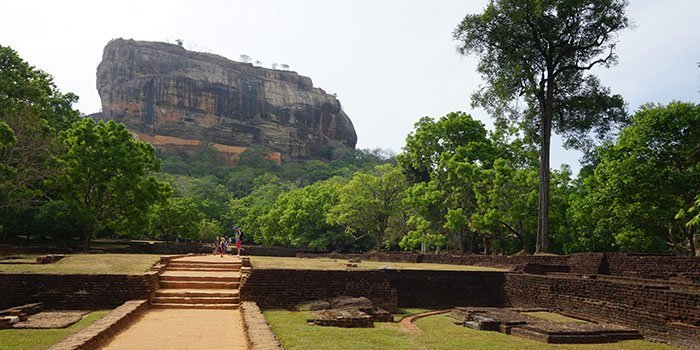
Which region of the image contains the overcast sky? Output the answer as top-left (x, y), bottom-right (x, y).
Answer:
top-left (2, 0), bottom-right (699, 173)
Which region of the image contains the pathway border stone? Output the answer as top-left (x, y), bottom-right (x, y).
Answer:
top-left (49, 300), bottom-right (148, 350)
top-left (242, 301), bottom-right (282, 350)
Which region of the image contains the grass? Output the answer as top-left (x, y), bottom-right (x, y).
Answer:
top-left (0, 254), bottom-right (160, 274)
top-left (0, 310), bottom-right (108, 350)
top-left (264, 310), bottom-right (682, 350)
top-left (521, 311), bottom-right (588, 323)
top-left (0, 255), bottom-right (40, 263)
top-left (249, 256), bottom-right (505, 271)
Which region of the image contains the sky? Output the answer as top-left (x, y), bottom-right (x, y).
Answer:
top-left (2, 0), bottom-right (699, 174)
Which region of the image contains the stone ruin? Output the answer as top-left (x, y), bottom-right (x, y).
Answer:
top-left (299, 296), bottom-right (394, 328)
top-left (451, 307), bottom-right (643, 344)
top-left (0, 302), bottom-right (91, 330)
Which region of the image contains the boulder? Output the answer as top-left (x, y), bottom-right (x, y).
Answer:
top-left (95, 39), bottom-right (357, 163)
top-left (329, 296), bottom-right (373, 311)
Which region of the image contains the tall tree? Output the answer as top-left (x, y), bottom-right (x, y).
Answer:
top-left (398, 112), bottom-right (496, 252)
top-left (0, 46), bottom-right (80, 240)
top-left (454, 0), bottom-right (629, 253)
top-left (327, 164), bottom-right (406, 251)
top-left (56, 119), bottom-right (170, 250)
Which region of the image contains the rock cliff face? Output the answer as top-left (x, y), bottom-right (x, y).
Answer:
top-left (95, 39), bottom-right (357, 162)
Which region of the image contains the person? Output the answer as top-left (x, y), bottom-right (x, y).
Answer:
top-left (213, 236), bottom-right (222, 255)
top-left (234, 226), bottom-right (243, 256)
top-left (218, 237), bottom-right (226, 258)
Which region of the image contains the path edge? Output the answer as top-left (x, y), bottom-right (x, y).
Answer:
top-left (48, 300), bottom-right (148, 350)
top-left (242, 301), bottom-right (283, 350)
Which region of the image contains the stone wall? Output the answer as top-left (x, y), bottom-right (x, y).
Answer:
top-left (240, 269), bottom-right (505, 311)
top-left (503, 273), bottom-right (700, 348)
top-left (602, 253), bottom-right (700, 279)
top-left (0, 273), bottom-right (159, 310)
top-left (385, 270), bottom-right (505, 309)
top-left (240, 269), bottom-right (397, 312)
top-left (295, 252), bottom-right (699, 280)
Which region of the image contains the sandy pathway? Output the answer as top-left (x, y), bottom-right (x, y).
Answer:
top-left (102, 309), bottom-right (247, 350)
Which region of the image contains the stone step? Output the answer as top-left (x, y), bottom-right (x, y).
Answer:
top-left (152, 296), bottom-right (240, 304)
top-left (150, 302), bottom-right (240, 310)
top-left (156, 289), bottom-right (239, 298)
top-left (159, 281), bottom-right (240, 289)
top-left (159, 275), bottom-right (241, 283)
top-left (169, 261), bottom-right (241, 267)
top-left (167, 267), bottom-right (238, 272)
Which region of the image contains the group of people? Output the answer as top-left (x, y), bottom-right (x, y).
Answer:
top-left (214, 226), bottom-right (243, 257)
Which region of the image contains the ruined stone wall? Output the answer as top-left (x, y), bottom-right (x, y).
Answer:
top-left (385, 270), bottom-right (505, 309)
top-left (240, 269), bottom-right (505, 312)
top-left (503, 273), bottom-right (700, 347)
top-left (602, 253), bottom-right (700, 279)
top-left (295, 252), bottom-right (570, 268)
top-left (0, 273), bottom-right (159, 309)
top-left (240, 269), bottom-right (397, 312)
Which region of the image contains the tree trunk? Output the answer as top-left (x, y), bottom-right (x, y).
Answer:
top-left (536, 80), bottom-right (554, 254)
top-left (83, 229), bottom-right (91, 252)
top-left (468, 231), bottom-right (475, 254)
top-left (483, 236), bottom-right (491, 255)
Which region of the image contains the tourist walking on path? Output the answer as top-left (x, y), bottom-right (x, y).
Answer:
top-left (234, 226), bottom-right (243, 256)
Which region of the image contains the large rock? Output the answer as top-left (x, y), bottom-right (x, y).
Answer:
top-left (94, 39), bottom-right (357, 162)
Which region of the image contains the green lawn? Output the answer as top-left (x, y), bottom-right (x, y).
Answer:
top-left (264, 310), bottom-right (681, 350)
top-left (0, 255), bottom-right (40, 263)
top-left (0, 254), bottom-right (160, 274)
top-left (250, 256), bottom-right (505, 271)
top-left (0, 311), bottom-right (108, 350)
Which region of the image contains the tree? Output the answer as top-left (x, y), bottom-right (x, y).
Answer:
top-left (239, 54), bottom-right (252, 63)
top-left (259, 179), bottom-right (347, 250)
top-left (56, 118), bottom-right (170, 250)
top-left (571, 102), bottom-right (699, 255)
top-left (328, 164), bottom-right (407, 250)
top-left (454, 0), bottom-right (629, 253)
top-left (148, 197), bottom-right (204, 241)
top-left (281, 64), bottom-right (290, 70)
top-left (0, 46), bottom-right (80, 240)
top-left (398, 112), bottom-right (496, 252)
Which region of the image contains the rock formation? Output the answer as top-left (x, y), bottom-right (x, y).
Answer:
top-left (94, 39), bottom-right (357, 162)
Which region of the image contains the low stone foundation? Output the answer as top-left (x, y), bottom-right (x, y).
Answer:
top-left (451, 307), bottom-right (642, 344)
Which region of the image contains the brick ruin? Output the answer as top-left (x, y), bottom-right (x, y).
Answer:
top-left (1, 252), bottom-right (698, 348)
top-left (241, 252), bottom-right (699, 348)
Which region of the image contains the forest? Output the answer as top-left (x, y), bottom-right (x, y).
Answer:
top-left (1, 0), bottom-right (699, 256)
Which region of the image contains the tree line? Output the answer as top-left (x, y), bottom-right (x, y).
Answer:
top-left (1, 0), bottom-right (698, 255)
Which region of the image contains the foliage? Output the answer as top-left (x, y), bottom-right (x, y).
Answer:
top-left (55, 119), bottom-right (170, 249)
top-left (569, 102), bottom-right (699, 255)
top-left (399, 112), bottom-right (496, 253)
top-left (454, 0), bottom-right (630, 253)
top-left (0, 46), bottom-right (80, 241)
top-left (148, 197), bottom-right (204, 241)
top-left (259, 178), bottom-right (347, 250)
top-left (328, 164), bottom-right (407, 250)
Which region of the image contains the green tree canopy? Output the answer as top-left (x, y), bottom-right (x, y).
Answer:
top-left (454, 0), bottom-right (629, 253)
top-left (569, 102), bottom-right (699, 255)
top-left (327, 164), bottom-right (407, 251)
top-left (56, 118), bottom-right (170, 250)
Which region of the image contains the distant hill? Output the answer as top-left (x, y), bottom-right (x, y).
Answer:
top-left (92, 39), bottom-right (357, 164)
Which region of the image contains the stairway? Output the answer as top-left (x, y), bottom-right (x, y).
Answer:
top-left (152, 256), bottom-right (242, 310)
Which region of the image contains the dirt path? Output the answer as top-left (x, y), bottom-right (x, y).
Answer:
top-left (398, 309), bottom-right (452, 333)
top-left (102, 307), bottom-right (247, 350)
